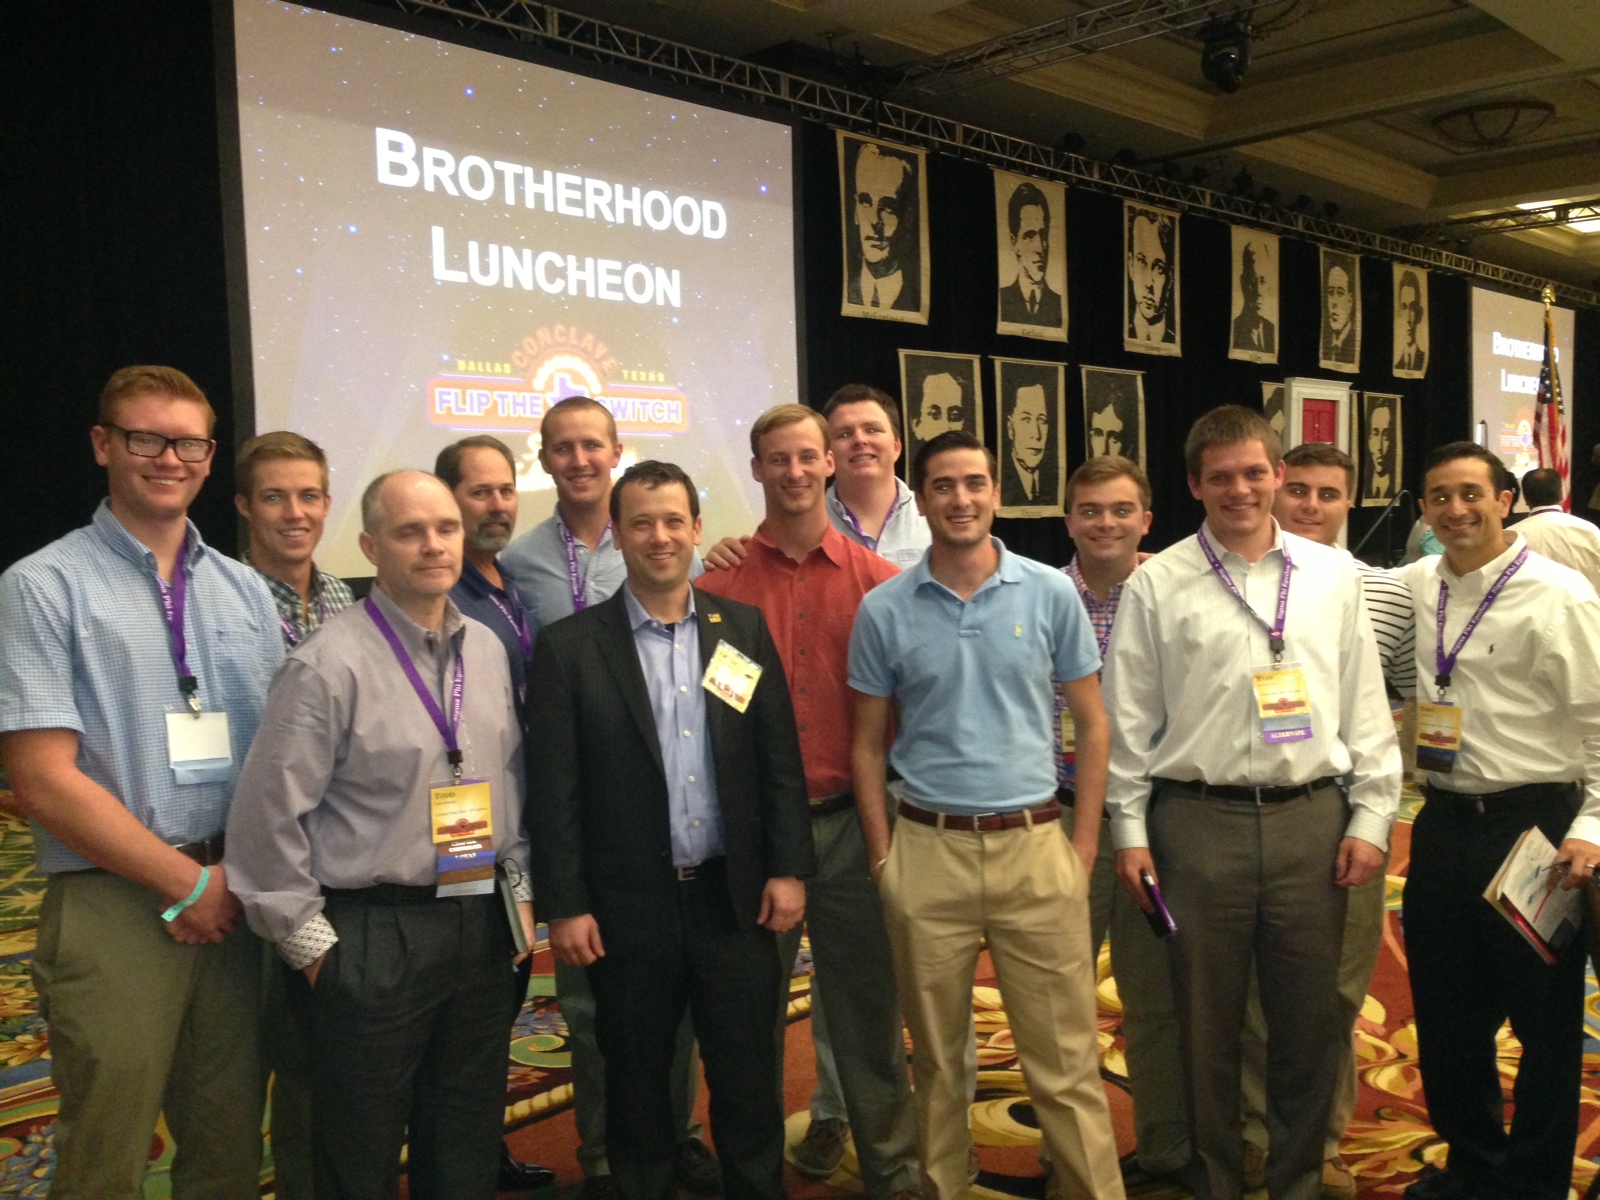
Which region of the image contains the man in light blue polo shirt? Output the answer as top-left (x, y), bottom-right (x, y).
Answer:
top-left (848, 430), bottom-right (1125, 1200)
top-left (0, 366), bottom-right (283, 1198)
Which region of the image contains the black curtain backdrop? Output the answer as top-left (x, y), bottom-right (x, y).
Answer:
top-left (1, 1), bottom-right (1590, 572)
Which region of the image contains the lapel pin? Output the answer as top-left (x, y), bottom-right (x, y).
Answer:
top-left (709, 613), bottom-right (722, 623)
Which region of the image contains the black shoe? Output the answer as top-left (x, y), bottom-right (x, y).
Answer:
top-left (1405, 1164), bottom-right (1476, 1200)
top-left (675, 1137), bottom-right (723, 1196)
top-left (580, 1175), bottom-right (622, 1200)
top-left (499, 1142), bottom-right (558, 1191)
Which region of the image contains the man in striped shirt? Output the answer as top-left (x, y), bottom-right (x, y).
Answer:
top-left (1248, 440), bottom-right (1415, 1199)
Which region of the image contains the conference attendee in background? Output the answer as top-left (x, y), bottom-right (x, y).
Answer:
top-left (851, 431), bottom-right (1126, 1200)
top-left (1255, 441), bottom-right (1415, 1200)
top-left (228, 470), bottom-right (533, 1200)
top-left (847, 142), bottom-right (920, 313)
top-left (997, 181), bottom-right (1062, 328)
top-left (1397, 443), bottom-right (1600, 1200)
top-left (1517, 467), bottom-right (1600, 593)
top-left (1394, 271), bottom-right (1426, 374)
top-left (0, 366), bottom-right (283, 1197)
top-left (529, 460), bottom-right (813, 1200)
top-left (501, 397), bottom-right (717, 1200)
top-left (1104, 406), bottom-right (1401, 1200)
top-left (1055, 455), bottom-right (1191, 1190)
top-left (436, 435), bottom-right (537, 704)
top-left (1231, 240), bottom-right (1276, 356)
top-left (696, 405), bottom-right (916, 1200)
top-left (236, 431), bottom-right (354, 649)
top-left (235, 429), bottom-right (353, 1200)
top-left (434, 433), bottom-right (557, 1191)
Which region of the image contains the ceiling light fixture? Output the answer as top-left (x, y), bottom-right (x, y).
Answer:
top-left (1430, 100), bottom-right (1554, 150)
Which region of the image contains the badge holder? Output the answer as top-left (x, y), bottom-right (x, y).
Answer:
top-left (1251, 658), bottom-right (1314, 744)
top-left (432, 774), bottom-right (497, 897)
top-left (165, 678), bottom-right (234, 785)
top-left (702, 639), bottom-right (763, 714)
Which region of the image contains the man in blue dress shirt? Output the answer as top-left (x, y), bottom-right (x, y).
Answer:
top-left (0, 366), bottom-right (283, 1198)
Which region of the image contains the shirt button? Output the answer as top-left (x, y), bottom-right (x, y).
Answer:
top-left (798, 612), bottom-right (805, 619)
top-left (683, 730), bottom-right (692, 737)
top-left (680, 685), bottom-right (688, 692)
top-left (688, 775), bottom-right (696, 783)
top-left (799, 686), bottom-right (807, 694)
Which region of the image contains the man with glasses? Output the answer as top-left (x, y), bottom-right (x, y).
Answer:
top-left (0, 366), bottom-right (284, 1197)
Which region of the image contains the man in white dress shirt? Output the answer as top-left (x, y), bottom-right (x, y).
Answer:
top-left (1396, 443), bottom-right (1600, 1200)
top-left (1103, 405), bottom-right (1401, 1200)
top-left (1516, 467), bottom-right (1600, 594)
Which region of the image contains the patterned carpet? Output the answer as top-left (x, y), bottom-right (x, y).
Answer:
top-left (0, 788), bottom-right (1598, 1198)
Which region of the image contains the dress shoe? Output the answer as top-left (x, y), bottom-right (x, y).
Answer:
top-left (1404, 1163), bottom-right (1476, 1200)
top-left (675, 1137), bottom-right (723, 1196)
top-left (792, 1118), bottom-right (848, 1180)
top-left (499, 1143), bottom-right (557, 1190)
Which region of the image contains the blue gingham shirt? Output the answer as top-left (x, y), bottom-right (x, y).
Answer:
top-left (621, 584), bottom-right (724, 867)
top-left (0, 500), bottom-right (284, 873)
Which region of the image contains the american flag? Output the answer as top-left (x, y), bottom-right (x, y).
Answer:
top-left (1533, 285), bottom-right (1570, 510)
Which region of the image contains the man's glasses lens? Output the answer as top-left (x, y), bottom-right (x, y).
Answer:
top-left (109, 425), bottom-right (214, 462)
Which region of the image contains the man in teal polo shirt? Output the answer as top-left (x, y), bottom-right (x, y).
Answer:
top-left (848, 430), bottom-right (1125, 1200)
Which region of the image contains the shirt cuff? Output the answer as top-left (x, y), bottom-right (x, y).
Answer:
top-left (278, 912), bottom-right (338, 970)
top-left (512, 873), bottom-right (533, 904)
top-left (1109, 814), bottom-right (1149, 851)
top-left (1343, 806), bottom-right (1393, 853)
top-left (1565, 813), bottom-right (1600, 847)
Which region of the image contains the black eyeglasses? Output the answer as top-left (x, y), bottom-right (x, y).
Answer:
top-left (103, 424), bottom-right (215, 463)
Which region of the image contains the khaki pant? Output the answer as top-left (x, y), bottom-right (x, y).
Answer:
top-left (881, 813), bottom-right (1124, 1200)
top-left (32, 870), bottom-right (266, 1200)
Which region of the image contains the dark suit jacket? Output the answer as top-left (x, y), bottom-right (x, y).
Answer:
top-left (1322, 323), bottom-right (1356, 364)
top-left (1231, 311), bottom-right (1276, 354)
top-left (1000, 452), bottom-right (1056, 507)
top-left (847, 262), bottom-right (920, 313)
top-left (1395, 345), bottom-right (1426, 373)
top-left (998, 279), bottom-right (1062, 328)
top-left (527, 588), bottom-right (814, 935)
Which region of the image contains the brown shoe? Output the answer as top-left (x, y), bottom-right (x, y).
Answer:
top-left (1321, 1156), bottom-right (1356, 1200)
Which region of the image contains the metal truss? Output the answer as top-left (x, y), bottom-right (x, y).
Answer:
top-left (382, 0), bottom-right (1599, 307)
top-left (893, 0), bottom-right (1250, 94)
top-left (1397, 200), bottom-right (1600, 241)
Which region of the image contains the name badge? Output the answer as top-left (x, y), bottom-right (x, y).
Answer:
top-left (702, 639), bottom-right (762, 714)
top-left (1251, 665), bottom-right (1313, 744)
top-left (164, 710), bottom-right (234, 784)
top-left (431, 778), bottom-right (496, 897)
top-left (1415, 701), bottom-right (1463, 774)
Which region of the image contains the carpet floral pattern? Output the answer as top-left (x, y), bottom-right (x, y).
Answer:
top-left (0, 787), bottom-right (1597, 1197)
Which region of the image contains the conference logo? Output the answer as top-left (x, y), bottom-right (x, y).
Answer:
top-left (426, 324), bottom-right (690, 435)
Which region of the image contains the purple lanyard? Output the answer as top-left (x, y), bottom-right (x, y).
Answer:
top-left (280, 596), bottom-right (330, 649)
top-left (155, 535), bottom-right (200, 712)
top-left (365, 597), bottom-right (466, 782)
top-left (1197, 528), bottom-right (1293, 662)
top-left (1434, 546), bottom-right (1527, 696)
top-left (561, 520), bottom-right (609, 613)
top-left (487, 590), bottom-right (532, 661)
top-left (838, 493), bottom-right (900, 553)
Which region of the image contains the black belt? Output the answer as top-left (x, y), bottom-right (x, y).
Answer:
top-left (674, 855), bottom-right (726, 882)
top-left (1164, 777), bottom-right (1337, 805)
top-left (808, 790), bottom-right (855, 818)
top-left (898, 798), bottom-right (1061, 833)
top-left (172, 835), bottom-right (226, 866)
top-left (323, 883), bottom-right (448, 904)
top-left (1424, 781), bottom-right (1577, 814)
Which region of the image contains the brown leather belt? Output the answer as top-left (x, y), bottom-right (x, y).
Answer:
top-left (808, 790), bottom-right (855, 818)
top-left (897, 798), bottom-right (1061, 833)
top-left (172, 835), bottom-right (226, 866)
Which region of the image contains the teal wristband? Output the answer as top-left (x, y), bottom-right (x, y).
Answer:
top-left (161, 866), bottom-right (210, 923)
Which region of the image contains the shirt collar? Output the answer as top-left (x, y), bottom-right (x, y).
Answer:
top-left (1198, 517), bottom-right (1285, 566)
top-left (1528, 505), bottom-right (1563, 516)
top-left (458, 556), bottom-right (509, 599)
top-left (240, 547), bottom-right (332, 603)
top-left (859, 264), bottom-right (904, 308)
top-left (1439, 532), bottom-right (1525, 586)
top-left (751, 521), bottom-right (848, 568)
top-left (910, 536), bottom-right (1015, 595)
top-left (368, 581), bottom-right (466, 648)
top-left (1064, 555), bottom-right (1126, 607)
top-left (622, 581), bottom-right (697, 631)
top-left (91, 498), bottom-right (206, 573)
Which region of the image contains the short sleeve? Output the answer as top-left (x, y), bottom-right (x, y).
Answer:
top-left (0, 566), bottom-right (85, 734)
top-left (1051, 579), bottom-right (1101, 683)
top-left (847, 596), bottom-right (896, 698)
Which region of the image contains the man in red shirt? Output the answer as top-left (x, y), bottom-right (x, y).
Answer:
top-left (697, 405), bottom-right (918, 1200)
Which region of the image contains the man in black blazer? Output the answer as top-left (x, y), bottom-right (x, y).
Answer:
top-left (529, 459), bottom-right (814, 1200)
